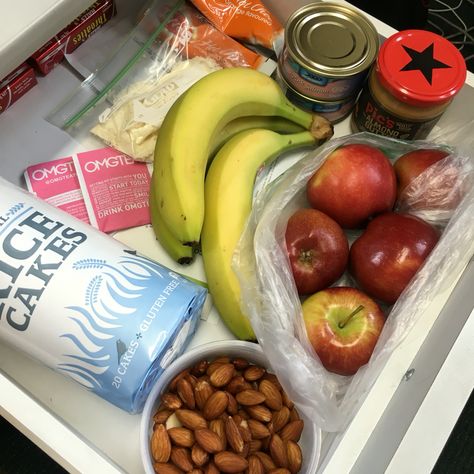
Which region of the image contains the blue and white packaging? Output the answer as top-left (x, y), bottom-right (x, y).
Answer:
top-left (0, 177), bottom-right (207, 413)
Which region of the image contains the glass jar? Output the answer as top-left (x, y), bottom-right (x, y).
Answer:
top-left (351, 29), bottom-right (466, 140)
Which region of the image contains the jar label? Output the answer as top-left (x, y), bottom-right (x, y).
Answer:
top-left (352, 85), bottom-right (442, 140)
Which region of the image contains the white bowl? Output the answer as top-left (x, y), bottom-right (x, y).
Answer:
top-left (140, 340), bottom-right (321, 473)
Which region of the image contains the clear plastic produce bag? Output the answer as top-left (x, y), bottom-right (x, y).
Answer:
top-left (234, 132), bottom-right (474, 431)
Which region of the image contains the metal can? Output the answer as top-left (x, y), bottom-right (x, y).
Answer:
top-left (351, 29), bottom-right (467, 140)
top-left (276, 68), bottom-right (357, 124)
top-left (280, 2), bottom-right (379, 101)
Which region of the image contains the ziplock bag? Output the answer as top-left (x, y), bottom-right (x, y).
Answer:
top-left (47, 0), bottom-right (272, 162)
top-left (234, 131), bottom-right (474, 432)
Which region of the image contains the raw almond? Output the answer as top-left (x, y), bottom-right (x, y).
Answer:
top-left (235, 389), bottom-right (266, 406)
top-left (286, 440), bottom-right (303, 474)
top-left (203, 390), bottom-right (228, 420)
top-left (151, 424), bottom-right (172, 463)
top-left (209, 418), bottom-right (227, 450)
top-left (226, 375), bottom-right (252, 394)
top-left (153, 408), bottom-right (173, 425)
top-left (249, 439), bottom-right (263, 454)
top-left (169, 369), bottom-right (190, 392)
top-left (236, 418), bottom-right (252, 443)
top-left (161, 393), bottom-right (183, 411)
top-left (175, 409), bottom-right (207, 430)
top-left (232, 357), bottom-right (249, 371)
top-left (247, 419), bottom-right (271, 439)
top-left (248, 454), bottom-right (265, 474)
top-left (272, 406), bottom-right (291, 433)
top-left (214, 356), bottom-right (231, 364)
top-left (269, 434), bottom-right (288, 468)
top-left (192, 359), bottom-right (209, 376)
top-left (254, 451), bottom-right (276, 471)
top-left (225, 416), bottom-right (245, 454)
top-left (243, 365), bottom-right (266, 381)
top-left (206, 361), bottom-right (225, 376)
top-left (289, 407), bottom-right (301, 422)
top-left (153, 462), bottom-right (184, 474)
top-left (262, 373), bottom-right (283, 392)
top-left (259, 379), bottom-right (283, 411)
top-left (188, 470), bottom-right (204, 474)
top-left (268, 469), bottom-right (291, 474)
top-left (204, 462), bottom-right (220, 474)
top-left (214, 451), bottom-right (249, 473)
top-left (194, 379), bottom-right (214, 411)
top-left (177, 378), bottom-right (196, 409)
top-left (191, 443), bottom-right (209, 467)
top-left (170, 447), bottom-right (193, 472)
top-left (167, 427), bottom-right (195, 448)
top-left (209, 363), bottom-right (235, 387)
top-left (245, 404), bottom-right (272, 422)
top-left (279, 420), bottom-right (304, 443)
top-left (195, 428), bottom-right (224, 453)
top-left (226, 392), bottom-right (239, 415)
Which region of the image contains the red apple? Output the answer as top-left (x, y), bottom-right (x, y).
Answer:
top-left (302, 286), bottom-right (385, 376)
top-left (285, 208), bottom-right (349, 295)
top-left (394, 148), bottom-right (460, 211)
top-left (349, 212), bottom-right (440, 305)
top-left (306, 143), bottom-right (397, 228)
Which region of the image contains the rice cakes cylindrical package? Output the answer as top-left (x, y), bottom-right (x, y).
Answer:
top-left (0, 177), bottom-right (207, 413)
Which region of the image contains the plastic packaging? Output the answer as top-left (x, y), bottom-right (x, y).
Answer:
top-left (47, 0), bottom-right (272, 161)
top-left (234, 132), bottom-right (474, 432)
top-left (0, 177), bottom-right (207, 413)
top-left (189, 0), bottom-right (284, 52)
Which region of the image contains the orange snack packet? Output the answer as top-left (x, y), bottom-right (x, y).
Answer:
top-left (161, 3), bottom-right (265, 69)
top-left (190, 0), bottom-right (283, 51)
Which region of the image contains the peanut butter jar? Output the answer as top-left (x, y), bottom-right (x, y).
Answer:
top-left (351, 29), bottom-right (466, 140)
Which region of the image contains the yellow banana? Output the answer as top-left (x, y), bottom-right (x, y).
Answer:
top-left (201, 128), bottom-right (318, 340)
top-left (149, 185), bottom-right (194, 264)
top-left (152, 67), bottom-right (333, 247)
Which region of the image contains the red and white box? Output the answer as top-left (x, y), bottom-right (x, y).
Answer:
top-left (29, 0), bottom-right (116, 75)
top-left (0, 63), bottom-right (37, 114)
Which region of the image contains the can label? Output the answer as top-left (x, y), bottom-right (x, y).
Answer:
top-left (280, 48), bottom-right (366, 101)
top-left (351, 84), bottom-right (443, 140)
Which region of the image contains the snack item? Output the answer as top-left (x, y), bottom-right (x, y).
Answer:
top-left (149, 355), bottom-right (304, 472)
top-left (90, 57), bottom-right (221, 162)
top-left (161, 3), bottom-right (267, 70)
top-left (279, 2), bottom-right (378, 101)
top-left (24, 156), bottom-right (90, 224)
top-left (189, 0), bottom-right (284, 52)
top-left (29, 0), bottom-right (116, 75)
top-left (0, 177), bottom-right (207, 413)
top-left (351, 29), bottom-right (467, 139)
top-left (73, 147), bottom-right (152, 232)
top-left (0, 63), bottom-right (37, 114)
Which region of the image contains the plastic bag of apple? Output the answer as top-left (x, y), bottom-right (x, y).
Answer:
top-left (234, 131), bottom-right (474, 432)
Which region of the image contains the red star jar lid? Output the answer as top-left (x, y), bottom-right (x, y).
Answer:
top-left (376, 29), bottom-right (467, 107)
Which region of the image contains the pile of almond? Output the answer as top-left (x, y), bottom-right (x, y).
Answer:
top-left (149, 356), bottom-right (305, 474)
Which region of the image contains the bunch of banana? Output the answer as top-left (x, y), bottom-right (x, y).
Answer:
top-left (150, 67), bottom-right (333, 249)
top-left (149, 66), bottom-right (333, 339)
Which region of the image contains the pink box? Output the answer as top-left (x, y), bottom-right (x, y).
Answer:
top-left (24, 156), bottom-right (90, 224)
top-left (73, 147), bottom-right (151, 233)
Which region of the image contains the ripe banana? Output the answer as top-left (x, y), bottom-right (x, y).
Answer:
top-left (149, 185), bottom-right (194, 264)
top-left (152, 67), bottom-right (333, 247)
top-left (201, 128), bottom-right (318, 340)
top-left (149, 114), bottom-right (304, 264)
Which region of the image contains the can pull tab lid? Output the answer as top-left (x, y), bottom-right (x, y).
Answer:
top-left (377, 29), bottom-right (467, 106)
